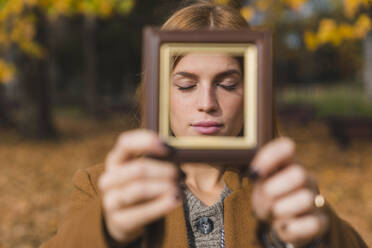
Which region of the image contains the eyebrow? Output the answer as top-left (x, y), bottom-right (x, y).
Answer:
top-left (214, 69), bottom-right (242, 81)
top-left (172, 69), bottom-right (242, 81)
top-left (172, 71), bottom-right (198, 80)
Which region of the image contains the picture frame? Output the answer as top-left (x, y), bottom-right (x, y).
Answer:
top-left (142, 27), bottom-right (273, 164)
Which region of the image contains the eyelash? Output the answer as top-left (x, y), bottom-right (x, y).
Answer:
top-left (177, 83), bottom-right (237, 91)
top-left (177, 85), bottom-right (196, 91)
top-left (218, 84), bottom-right (237, 91)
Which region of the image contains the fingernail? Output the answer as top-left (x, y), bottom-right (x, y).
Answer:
top-left (161, 141), bottom-right (176, 156)
top-left (247, 168), bottom-right (260, 182)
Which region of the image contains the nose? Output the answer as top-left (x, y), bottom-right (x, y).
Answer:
top-left (196, 85), bottom-right (218, 113)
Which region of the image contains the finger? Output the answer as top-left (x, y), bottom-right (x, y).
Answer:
top-left (250, 137), bottom-right (295, 178)
top-left (106, 130), bottom-right (170, 170)
top-left (99, 158), bottom-right (178, 191)
top-left (110, 190), bottom-right (181, 232)
top-left (272, 189), bottom-right (315, 219)
top-left (103, 180), bottom-right (179, 211)
top-left (273, 212), bottom-right (329, 245)
top-left (262, 164), bottom-right (307, 199)
top-left (251, 180), bottom-right (273, 220)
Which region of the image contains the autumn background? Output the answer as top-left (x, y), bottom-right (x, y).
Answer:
top-left (0, 0), bottom-right (372, 247)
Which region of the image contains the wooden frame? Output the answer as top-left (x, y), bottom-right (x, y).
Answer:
top-left (142, 27), bottom-right (273, 164)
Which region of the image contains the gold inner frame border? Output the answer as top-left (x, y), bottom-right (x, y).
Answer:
top-left (159, 43), bottom-right (258, 150)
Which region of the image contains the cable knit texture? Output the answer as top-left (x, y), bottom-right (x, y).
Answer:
top-left (181, 183), bottom-right (232, 248)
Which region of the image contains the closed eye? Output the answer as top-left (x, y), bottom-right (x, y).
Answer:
top-left (216, 78), bottom-right (240, 90)
top-left (176, 85), bottom-right (196, 91)
top-left (218, 84), bottom-right (237, 91)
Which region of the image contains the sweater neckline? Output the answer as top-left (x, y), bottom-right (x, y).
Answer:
top-left (180, 182), bottom-right (232, 208)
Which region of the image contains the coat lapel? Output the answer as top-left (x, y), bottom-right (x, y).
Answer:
top-left (223, 169), bottom-right (261, 247)
top-left (162, 203), bottom-right (189, 248)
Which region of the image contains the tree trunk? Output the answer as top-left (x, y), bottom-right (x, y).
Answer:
top-left (0, 84), bottom-right (12, 127)
top-left (83, 15), bottom-right (100, 117)
top-left (363, 31), bottom-right (372, 99)
top-left (46, 20), bottom-right (59, 107)
top-left (16, 9), bottom-right (57, 139)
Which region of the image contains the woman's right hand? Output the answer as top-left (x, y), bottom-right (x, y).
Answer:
top-left (98, 130), bottom-right (182, 244)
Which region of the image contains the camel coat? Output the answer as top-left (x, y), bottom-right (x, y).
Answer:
top-left (41, 164), bottom-right (367, 248)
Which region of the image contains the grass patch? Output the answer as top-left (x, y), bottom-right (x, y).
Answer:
top-left (53, 105), bottom-right (86, 118)
top-left (278, 83), bottom-right (372, 118)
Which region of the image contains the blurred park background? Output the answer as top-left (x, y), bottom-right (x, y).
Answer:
top-left (0, 0), bottom-right (372, 247)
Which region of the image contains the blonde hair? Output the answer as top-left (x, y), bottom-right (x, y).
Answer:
top-left (162, 1), bottom-right (249, 30)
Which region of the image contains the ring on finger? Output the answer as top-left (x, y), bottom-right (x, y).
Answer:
top-left (314, 194), bottom-right (325, 208)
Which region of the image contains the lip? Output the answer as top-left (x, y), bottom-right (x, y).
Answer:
top-left (192, 121), bottom-right (223, 134)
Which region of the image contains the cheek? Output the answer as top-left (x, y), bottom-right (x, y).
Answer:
top-left (227, 97), bottom-right (244, 135)
top-left (231, 101), bottom-right (244, 122)
top-left (170, 93), bottom-right (178, 121)
top-left (170, 92), bottom-right (192, 128)
top-left (170, 90), bottom-right (195, 113)
top-left (220, 93), bottom-right (244, 120)
top-left (170, 95), bottom-right (180, 120)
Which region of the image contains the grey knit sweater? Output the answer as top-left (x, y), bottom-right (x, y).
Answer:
top-left (181, 183), bottom-right (232, 248)
top-left (180, 183), bottom-right (320, 248)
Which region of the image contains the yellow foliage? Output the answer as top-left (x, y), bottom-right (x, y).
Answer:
top-left (255, 0), bottom-right (273, 11)
top-left (353, 14), bottom-right (372, 38)
top-left (46, 0), bottom-right (75, 19)
top-left (77, 0), bottom-right (120, 18)
top-left (313, 19), bottom-right (348, 46)
top-left (283, 0), bottom-right (307, 10)
top-left (0, 30), bottom-right (9, 47)
top-left (344, 0), bottom-right (361, 18)
top-left (240, 6), bottom-right (255, 21)
top-left (344, 0), bottom-right (372, 18)
top-left (338, 23), bottom-right (355, 39)
top-left (0, 59), bottom-right (15, 83)
top-left (0, 0), bottom-right (24, 22)
top-left (55, 0), bottom-right (73, 13)
top-left (0, 0), bottom-right (135, 86)
top-left (244, 0), bottom-right (372, 51)
top-left (98, 0), bottom-right (114, 17)
top-left (247, 0), bottom-right (307, 14)
top-left (305, 14), bottom-right (372, 51)
top-left (118, 0), bottom-right (134, 14)
top-left (317, 19), bottom-right (339, 45)
top-left (77, 0), bottom-right (95, 16)
top-left (0, 0), bottom-right (135, 60)
top-left (6, 0), bottom-right (23, 15)
top-left (214, 0), bottom-right (230, 5)
top-left (304, 31), bottom-right (318, 51)
top-left (0, 1), bottom-right (44, 57)
top-left (20, 40), bottom-right (44, 57)
top-left (10, 16), bottom-right (36, 44)
top-left (7, 14), bottom-right (43, 57)
top-left (24, 0), bottom-right (38, 6)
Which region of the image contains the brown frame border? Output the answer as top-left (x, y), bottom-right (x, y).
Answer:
top-left (142, 27), bottom-right (273, 164)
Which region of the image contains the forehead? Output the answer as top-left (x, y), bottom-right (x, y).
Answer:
top-left (173, 53), bottom-right (241, 73)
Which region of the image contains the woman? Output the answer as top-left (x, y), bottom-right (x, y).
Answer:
top-left (41, 1), bottom-right (367, 247)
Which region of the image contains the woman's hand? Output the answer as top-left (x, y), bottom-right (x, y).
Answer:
top-left (250, 137), bottom-right (329, 247)
top-left (98, 130), bottom-right (182, 244)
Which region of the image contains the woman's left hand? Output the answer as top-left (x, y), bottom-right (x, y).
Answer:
top-left (250, 137), bottom-right (329, 247)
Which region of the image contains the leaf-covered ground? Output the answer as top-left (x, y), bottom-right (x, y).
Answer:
top-left (0, 115), bottom-right (371, 247)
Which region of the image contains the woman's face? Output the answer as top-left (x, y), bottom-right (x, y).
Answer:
top-left (170, 54), bottom-right (244, 137)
